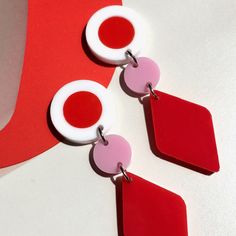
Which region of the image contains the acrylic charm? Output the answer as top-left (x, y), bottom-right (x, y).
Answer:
top-left (93, 133), bottom-right (132, 174)
top-left (121, 173), bottom-right (188, 236)
top-left (150, 91), bottom-right (220, 174)
top-left (86, 5), bottom-right (144, 65)
top-left (50, 80), bottom-right (114, 144)
top-left (124, 56), bottom-right (160, 94)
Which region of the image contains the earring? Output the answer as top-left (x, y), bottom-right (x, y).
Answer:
top-left (50, 79), bottom-right (188, 235)
top-left (85, 5), bottom-right (220, 174)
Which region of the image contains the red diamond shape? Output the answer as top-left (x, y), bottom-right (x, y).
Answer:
top-left (120, 173), bottom-right (188, 236)
top-left (149, 90), bottom-right (219, 174)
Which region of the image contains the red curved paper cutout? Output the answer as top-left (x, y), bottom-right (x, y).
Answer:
top-left (0, 0), bottom-right (121, 168)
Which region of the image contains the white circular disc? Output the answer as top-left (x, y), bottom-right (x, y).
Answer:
top-left (85, 5), bottom-right (144, 65)
top-left (50, 80), bottom-right (114, 144)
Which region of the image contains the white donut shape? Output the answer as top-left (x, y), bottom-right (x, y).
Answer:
top-left (86, 5), bottom-right (144, 65)
top-left (50, 80), bottom-right (114, 144)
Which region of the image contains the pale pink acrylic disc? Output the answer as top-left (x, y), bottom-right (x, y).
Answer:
top-left (93, 135), bottom-right (132, 174)
top-left (124, 57), bottom-right (160, 94)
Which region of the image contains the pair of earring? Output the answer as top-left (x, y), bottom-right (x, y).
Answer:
top-left (49, 5), bottom-right (219, 235)
top-left (0, 2), bottom-right (220, 234)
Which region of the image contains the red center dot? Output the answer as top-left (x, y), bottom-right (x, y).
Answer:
top-left (63, 92), bottom-right (102, 128)
top-left (98, 17), bottom-right (135, 49)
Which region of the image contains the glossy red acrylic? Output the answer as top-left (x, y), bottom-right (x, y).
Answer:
top-left (122, 173), bottom-right (188, 236)
top-left (150, 90), bottom-right (220, 174)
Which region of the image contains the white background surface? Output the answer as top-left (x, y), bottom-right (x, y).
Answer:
top-left (0, 0), bottom-right (236, 235)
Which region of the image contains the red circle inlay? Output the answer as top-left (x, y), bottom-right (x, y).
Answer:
top-left (98, 17), bottom-right (135, 49)
top-left (63, 92), bottom-right (102, 128)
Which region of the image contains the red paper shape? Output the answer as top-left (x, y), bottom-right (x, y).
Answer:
top-left (0, 0), bottom-right (121, 168)
top-left (150, 90), bottom-right (220, 174)
top-left (121, 173), bottom-right (188, 236)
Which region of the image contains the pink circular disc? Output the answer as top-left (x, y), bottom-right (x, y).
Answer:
top-left (124, 57), bottom-right (160, 94)
top-left (93, 135), bottom-right (132, 174)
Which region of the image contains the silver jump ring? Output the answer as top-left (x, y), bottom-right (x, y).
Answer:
top-left (126, 49), bottom-right (138, 67)
top-left (118, 162), bottom-right (132, 182)
top-left (147, 82), bottom-right (158, 99)
top-left (98, 125), bottom-right (108, 145)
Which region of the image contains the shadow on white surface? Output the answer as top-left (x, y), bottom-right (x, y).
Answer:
top-left (0, 0), bottom-right (27, 176)
top-left (0, 0), bottom-right (27, 130)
